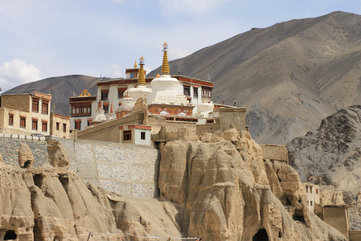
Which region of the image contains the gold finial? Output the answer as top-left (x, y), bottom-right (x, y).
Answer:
top-left (79, 89), bottom-right (90, 97)
top-left (134, 60), bottom-right (138, 68)
top-left (156, 73), bottom-right (160, 78)
top-left (138, 56), bottom-right (146, 85)
top-left (161, 42), bottom-right (170, 75)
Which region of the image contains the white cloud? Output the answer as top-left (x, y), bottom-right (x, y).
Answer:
top-left (158, 0), bottom-right (230, 14)
top-left (0, 59), bottom-right (41, 92)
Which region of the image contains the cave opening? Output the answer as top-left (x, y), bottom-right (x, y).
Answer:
top-left (22, 160), bottom-right (32, 168)
top-left (4, 230), bottom-right (17, 240)
top-left (253, 229), bottom-right (269, 241)
top-left (293, 210), bottom-right (306, 223)
top-left (33, 174), bottom-right (43, 188)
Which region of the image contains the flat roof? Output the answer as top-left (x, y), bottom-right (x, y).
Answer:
top-left (2, 91), bottom-right (52, 100)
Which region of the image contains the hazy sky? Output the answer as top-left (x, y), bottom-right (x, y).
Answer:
top-left (0, 0), bottom-right (360, 91)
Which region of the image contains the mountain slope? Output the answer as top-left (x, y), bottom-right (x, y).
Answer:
top-left (150, 11), bottom-right (361, 144)
top-left (287, 105), bottom-right (361, 196)
top-left (3, 75), bottom-right (102, 115)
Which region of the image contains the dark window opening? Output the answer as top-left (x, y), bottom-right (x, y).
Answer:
top-left (20, 116), bottom-right (26, 128)
top-left (63, 123), bottom-right (67, 133)
top-left (32, 119), bottom-right (38, 131)
top-left (253, 229), bottom-right (268, 241)
top-left (183, 85), bottom-right (191, 96)
top-left (103, 104), bottom-right (109, 113)
top-left (4, 230), bottom-right (17, 240)
top-left (56, 122), bottom-right (60, 130)
top-left (8, 113), bottom-right (14, 126)
top-left (33, 174), bottom-right (43, 188)
top-left (193, 87), bottom-right (198, 98)
top-left (101, 89), bottom-right (109, 101)
top-left (141, 131), bottom-right (146, 140)
top-left (278, 231), bottom-right (282, 238)
top-left (42, 101), bottom-right (49, 114)
top-left (75, 120), bottom-right (81, 130)
top-left (123, 130), bottom-right (132, 141)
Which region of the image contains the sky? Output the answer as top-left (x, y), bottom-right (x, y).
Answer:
top-left (0, 0), bottom-right (360, 92)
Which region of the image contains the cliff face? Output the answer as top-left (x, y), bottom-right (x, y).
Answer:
top-left (158, 129), bottom-right (346, 241)
top-left (0, 130), bottom-right (347, 240)
top-left (0, 143), bottom-right (182, 241)
top-left (287, 105), bottom-right (361, 196)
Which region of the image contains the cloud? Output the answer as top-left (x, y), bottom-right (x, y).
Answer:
top-left (0, 59), bottom-right (41, 92)
top-left (158, 0), bottom-right (230, 14)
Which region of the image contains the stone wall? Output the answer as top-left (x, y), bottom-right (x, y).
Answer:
top-left (0, 135), bottom-right (159, 198)
top-left (323, 206), bottom-right (350, 239)
top-left (58, 138), bottom-right (159, 198)
top-left (261, 144), bottom-right (289, 162)
top-left (0, 136), bottom-right (48, 167)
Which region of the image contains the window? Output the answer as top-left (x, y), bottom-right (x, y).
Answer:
top-left (42, 100), bottom-right (49, 114)
top-left (118, 88), bottom-right (127, 98)
top-left (101, 89), bottom-right (109, 101)
top-left (310, 186), bottom-right (313, 193)
top-left (202, 87), bottom-right (212, 98)
top-left (103, 104), bottom-right (109, 113)
top-left (32, 119), bottom-right (38, 130)
top-left (42, 121), bottom-right (47, 132)
top-left (20, 116), bottom-right (26, 128)
top-left (183, 86), bottom-right (191, 96)
top-left (8, 113), bottom-right (14, 126)
top-left (75, 120), bottom-right (81, 130)
top-left (310, 201), bottom-right (313, 206)
top-left (306, 186), bottom-right (309, 193)
top-left (56, 122), bottom-right (60, 130)
top-left (141, 131), bottom-right (146, 140)
top-left (316, 189), bottom-right (318, 194)
top-left (193, 87), bottom-right (198, 98)
top-left (63, 123), bottom-right (67, 133)
top-left (87, 119), bottom-right (92, 126)
top-left (123, 130), bottom-right (132, 141)
top-left (32, 98), bottom-right (39, 112)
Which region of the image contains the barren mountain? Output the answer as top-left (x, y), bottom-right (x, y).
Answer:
top-left (150, 11), bottom-right (361, 144)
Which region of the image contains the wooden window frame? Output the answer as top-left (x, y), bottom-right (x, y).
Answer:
top-left (8, 113), bottom-right (14, 126)
top-left (41, 120), bottom-right (48, 132)
top-left (123, 130), bottom-right (132, 141)
top-left (32, 118), bottom-right (38, 131)
top-left (20, 116), bottom-right (26, 128)
top-left (42, 100), bottom-right (49, 115)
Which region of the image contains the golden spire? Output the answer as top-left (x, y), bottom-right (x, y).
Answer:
top-left (161, 42), bottom-right (170, 75)
top-left (134, 60), bottom-right (138, 68)
top-left (138, 56), bottom-right (146, 85)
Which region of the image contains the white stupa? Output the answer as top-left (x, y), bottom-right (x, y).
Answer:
top-left (151, 43), bottom-right (188, 105)
top-left (127, 57), bottom-right (152, 104)
top-left (93, 103), bottom-right (107, 123)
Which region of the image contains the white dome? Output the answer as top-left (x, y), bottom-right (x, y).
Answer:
top-left (127, 85), bottom-right (152, 102)
top-left (151, 75), bottom-right (188, 105)
top-left (160, 110), bottom-right (169, 116)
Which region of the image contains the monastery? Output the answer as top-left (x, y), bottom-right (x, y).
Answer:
top-left (70, 43), bottom-right (247, 145)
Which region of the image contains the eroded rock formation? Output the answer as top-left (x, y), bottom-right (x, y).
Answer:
top-left (0, 129), bottom-right (348, 240)
top-left (159, 129), bottom-right (346, 241)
